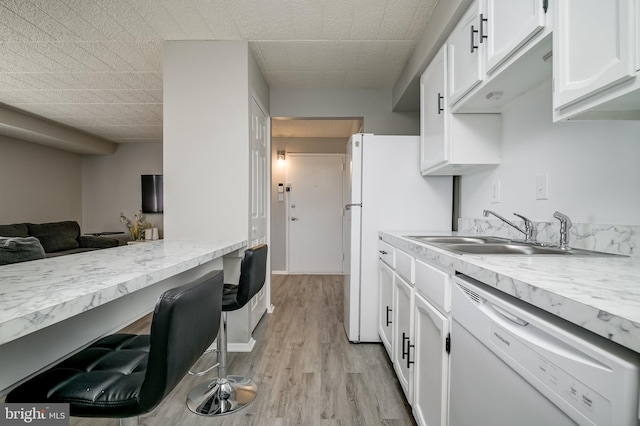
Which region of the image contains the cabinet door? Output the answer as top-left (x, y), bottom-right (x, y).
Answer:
top-left (413, 294), bottom-right (450, 426)
top-left (553, 0), bottom-right (636, 110)
top-left (378, 260), bottom-right (394, 358)
top-left (448, 0), bottom-right (483, 105)
top-left (483, 0), bottom-right (546, 74)
top-left (393, 274), bottom-right (414, 402)
top-left (420, 45), bottom-right (448, 173)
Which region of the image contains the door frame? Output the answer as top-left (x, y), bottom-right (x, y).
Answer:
top-left (285, 153), bottom-right (345, 273)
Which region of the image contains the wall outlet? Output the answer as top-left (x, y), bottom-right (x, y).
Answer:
top-left (490, 179), bottom-right (501, 203)
top-left (536, 173), bottom-right (548, 200)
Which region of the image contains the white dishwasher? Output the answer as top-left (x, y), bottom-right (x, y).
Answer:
top-left (450, 275), bottom-right (640, 426)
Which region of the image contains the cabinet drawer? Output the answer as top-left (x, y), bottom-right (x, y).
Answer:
top-left (378, 240), bottom-right (394, 267)
top-left (395, 249), bottom-right (414, 284)
top-left (416, 259), bottom-right (451, 313)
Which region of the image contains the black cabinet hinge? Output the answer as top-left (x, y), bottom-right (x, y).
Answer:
top-left (445, 333), bottom-right (451, 354)
top-left (543, 0), bottom-right (548, 13)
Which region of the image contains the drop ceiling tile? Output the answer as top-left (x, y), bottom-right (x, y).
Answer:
top-left (224, 0), bottom-right (267, 39)
top-left (58, 0), bottom-right (131, 40)
top-left (4, 0), bottom-right (82, 41)
top-left (351, 0), bottom-right (387, 40)
top-left (0, 2), bottom-right (55, 41)
top-left (323, 0), bottom-right (355, 40)
top-left (289, 0), bottom-right (323, 39)
top-left (124, 0), bottom-right (187, 40)
top-left (405, 0), bottom-right (437, 41)
top-left (190, 0), bottom-right (242, 39)
top-left (28, 0), bottom-right (112, 41)
top-left (102, 42), bottom-right (162, 72)
top-left (0, 20), bottom-right (30, 41)
top-left (256, 0), bottom-right (297, 40)
top-left (160, 0), bottom-right (216, 39)
top-left (378, 0), bottom-right (421, 40)
top-left (91, 0), bottom-right (161, 40)
top-left (251, 42), bottom-right (289, 72)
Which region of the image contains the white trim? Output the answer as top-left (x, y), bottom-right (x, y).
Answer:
top-left (272, 270), bottom-right (288, 275)
top-left (227, 338), bottom-right (256, 353)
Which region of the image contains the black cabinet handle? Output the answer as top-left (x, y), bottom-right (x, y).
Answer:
top-left (480, 14), bottom-right (488, 43)
top-left (379, 250), bottom-right (388, 255)
top-left (386, 306), bottom-right (392, 326)
top-left (437, 93), bottom-right (444, 114)
top-left (402, 332), bottom-right (410, 359)
top-left (406, 340), bottom-right (414, 369)
top-left (470, 25), bottom-right (478, 53)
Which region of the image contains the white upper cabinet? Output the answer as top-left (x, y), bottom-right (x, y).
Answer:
top-left (448, 1), bottom-right (483, 105)
top-left (553, 0), bottom-right (640, 120)
top-left (420, 44), bottom-right (502, 176)
top-left (483, 0), bottom-right (546, 74)
top-left (450, 0), bottom-right (552, 113)
top-left (420, 45), bottom-right (447, 172)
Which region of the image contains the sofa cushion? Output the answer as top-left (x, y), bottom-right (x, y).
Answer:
top-left (28, 221), bottom-right (80, 253)
top-left (0, 236), bottom-right (46, 265)
top-left (0, 223), bottom-right (29, 238)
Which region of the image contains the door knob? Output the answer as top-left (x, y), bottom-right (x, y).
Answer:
top-left (290, 217), bottom-right (299, 221)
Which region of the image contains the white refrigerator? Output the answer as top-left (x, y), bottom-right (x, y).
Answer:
top-left (343, 133), bottom-right (452, 342)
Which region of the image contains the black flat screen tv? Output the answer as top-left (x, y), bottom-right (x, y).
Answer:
top-left (141, 175), bottom-right (163, 213)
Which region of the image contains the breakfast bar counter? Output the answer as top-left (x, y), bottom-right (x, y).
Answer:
top-left (0, 239), bottom-right (246, 394)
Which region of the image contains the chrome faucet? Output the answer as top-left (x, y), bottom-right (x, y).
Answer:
top-left (553, 211), bottom-right (573, 250)
top-left (483, 210), bottom-right (537, 242)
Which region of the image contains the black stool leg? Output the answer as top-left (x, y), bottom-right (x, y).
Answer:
top-left (186, 312), bottom-right (258, 416)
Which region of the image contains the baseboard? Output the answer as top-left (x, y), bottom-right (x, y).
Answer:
top-left (227, 338), bottom-right (256, 353)
top-left (272, 270), bottom-right (288, 275)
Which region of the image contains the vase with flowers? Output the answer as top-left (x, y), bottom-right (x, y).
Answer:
top-left (119, 211), bottom-right (149, 241)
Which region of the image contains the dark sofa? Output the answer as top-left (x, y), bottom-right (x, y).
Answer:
top-left (0, 221), bottom-right (119, 265)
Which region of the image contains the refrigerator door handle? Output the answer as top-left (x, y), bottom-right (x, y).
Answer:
top-left (344, 203), bottom-right (362, 210)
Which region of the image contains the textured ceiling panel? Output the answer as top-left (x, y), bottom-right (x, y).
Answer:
top-left (0, 0), bottom-right (438, 150)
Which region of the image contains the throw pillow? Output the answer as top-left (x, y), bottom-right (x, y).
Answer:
top-left (0, 236), bottom-right (46, 265)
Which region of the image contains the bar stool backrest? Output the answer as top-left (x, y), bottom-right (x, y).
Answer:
top-left (233, 244), bottom-right (268, 309)
top-left (139, 269), bottom-right (224, 411)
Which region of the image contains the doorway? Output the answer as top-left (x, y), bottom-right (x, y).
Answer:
top-left (270, 117), bottom-right (363, 274)
top-left (286, 154), bottom-right (345, 274)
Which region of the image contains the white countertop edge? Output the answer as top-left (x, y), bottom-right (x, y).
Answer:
top-left (0, 239), bottom-right (246, 345)
top-left (380, 231), bottom-right (640, 355)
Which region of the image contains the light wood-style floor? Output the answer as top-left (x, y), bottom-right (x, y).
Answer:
top-left (68, 274), bottom-right (415, 425)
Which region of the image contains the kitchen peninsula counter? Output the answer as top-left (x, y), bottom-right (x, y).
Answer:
top-left (0, 239), bottom-right (245, 394)
top-left (380, 231), bottom-right (640, 355)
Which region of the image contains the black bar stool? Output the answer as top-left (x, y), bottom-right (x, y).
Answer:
top-left (187, 244), bottom-right (268, 416)
top-left (6, 269), bottom-right (224, 426)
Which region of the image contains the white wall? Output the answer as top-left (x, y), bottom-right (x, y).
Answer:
top-left (460, 84), bottom-right (640, 225)
top-left (270, 89), bottom-right (419, 135)
top-left (163, 41), bottom-right (251, 242)
top-left (82, 143), bottom-right (163, 236)
top-left (0, 136), bottom-right (82, 225)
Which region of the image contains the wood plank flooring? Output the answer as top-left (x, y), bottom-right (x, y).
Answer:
top-left (71, 274), bottom-right (415, 425)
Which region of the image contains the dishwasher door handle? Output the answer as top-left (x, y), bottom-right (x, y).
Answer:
top-left (492, 304), bottom-right (529, 327)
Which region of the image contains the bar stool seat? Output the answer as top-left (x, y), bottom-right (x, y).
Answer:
top-left (187, 244), bottom-right (268, 416)
top-left (6, 269), bottom-right (224, 426)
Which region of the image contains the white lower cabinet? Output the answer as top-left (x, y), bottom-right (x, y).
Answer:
top-left (393, 273), bottom-right (415, 402)
top-left (378, 259), bottom-right (394, 358)
top-left (413, 293), bottom-right (450, 426)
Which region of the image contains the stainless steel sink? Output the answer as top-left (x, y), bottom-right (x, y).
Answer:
top-left (404, 235), bottom-right (623, 257)
top-left (437, 243), bottom-right (620, 256)
top-left (407, 236), bottom-right (511, 244)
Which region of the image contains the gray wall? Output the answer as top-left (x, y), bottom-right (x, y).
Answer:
top-left (0, 136), bottom-right (82, 225)
top-left (82, 143), bottom-right (163, 237)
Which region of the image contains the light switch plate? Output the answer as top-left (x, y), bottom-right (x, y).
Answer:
top-left (536, 173), bottom-right (548, 200)
top-left (490, 179), bottom-right (501, 203)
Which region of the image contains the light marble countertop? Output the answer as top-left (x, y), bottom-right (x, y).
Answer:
top-left (380, 231), bottom-right (640, 354)
top-left (0, 239), bottom-right (246, 346)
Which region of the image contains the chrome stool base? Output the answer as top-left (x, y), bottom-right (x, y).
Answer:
top-left (187, 375), bottom-right (257, 416)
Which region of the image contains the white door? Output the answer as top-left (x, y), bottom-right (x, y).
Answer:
top-left (420, 44), bottom-right (447, 173)
top-left (483, 0), bottom-right (546, 74)
top-left (413, 293), bottom-right (450, 426)
top-left (393, 273), bottom-right (414, 402)
top-left (553, 0), bottom-right (636, 110)
top-left (448, 0), bottom-right (483, 105)
top-left (287, 154), bottom-right (344, 274)
top-left (249, 96), bottom-right (269, 327)
top-left (378, 260), bottom-right (394, 358)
